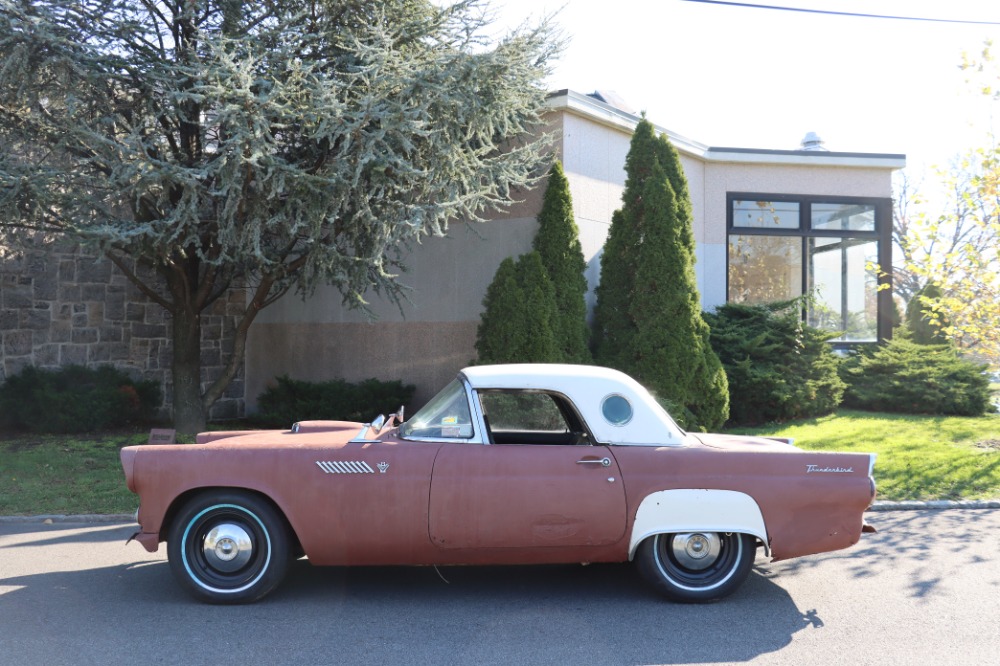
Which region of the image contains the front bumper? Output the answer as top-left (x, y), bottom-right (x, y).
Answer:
top-left (125, 530), bottom-right (160, 553)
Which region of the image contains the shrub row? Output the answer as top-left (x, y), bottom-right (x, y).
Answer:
top-left (840, 338), bottom-right (994, 416)
top-left (0, 365), bottom-right (161, 433)
top-left (706, 300), bottom-right (995, 425)
top-left (2, 315), bottom-right (992, 434)
top-left (254, 375), bottom-right (415, 428)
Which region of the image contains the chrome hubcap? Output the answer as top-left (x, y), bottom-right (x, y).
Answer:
top-left (670, 532), bottom-right (721, 570)
top-left (203, 523), bottom-right (253, 572)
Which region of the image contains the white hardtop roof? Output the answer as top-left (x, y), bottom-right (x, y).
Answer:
top-left (460, 364), bottom-right (686, 446)
top-left (461, 363), bottom-right (635, 390)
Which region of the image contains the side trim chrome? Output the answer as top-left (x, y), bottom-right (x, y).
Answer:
top-left (316, 461), bottom-right (376, 474)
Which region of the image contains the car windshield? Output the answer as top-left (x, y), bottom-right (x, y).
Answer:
top-left (399, 379), bottom-right (474, 439)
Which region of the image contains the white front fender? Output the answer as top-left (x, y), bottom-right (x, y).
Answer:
top-left (628, 489), bottom-right (770, 559)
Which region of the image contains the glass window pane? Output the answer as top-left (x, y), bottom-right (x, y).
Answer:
top-left (400, 380), bottom-right (474, 439)
top-left (479, 392), bottom-right (569, 433)
top-left (728, 235), bottom-right (803, 304)
top-left (811, 202), bottom-right (876, 232)
top-left (807, 238), bottom-right (878, 342)
top-left (732, 199), bottom-right (800, 229)
top-left (601, 395), bottom-right (633, 426)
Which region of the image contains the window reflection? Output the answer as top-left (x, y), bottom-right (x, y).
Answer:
top-left (808, 238), bottom-right (878, 342)
top-left (727, 194), bottom-right (885, 343)
top-left (811, 202), bottom-right (876, 232)
top-left (732, 200), bottom-right (800, 230)
top-left (728, 235), bottom-right (803, 304)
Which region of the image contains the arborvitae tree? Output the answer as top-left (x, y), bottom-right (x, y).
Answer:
top-left (594, 119), bottom-right (729, 430)
top-left (533, 162), bottom-right (591, 363)
top-left (906, 283), bottom-right (949, 344)
top-left (475, 252), bottom-right (558, 363)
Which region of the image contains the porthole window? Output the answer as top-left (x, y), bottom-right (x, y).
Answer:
top-left (601, 394), bottom-right (633, 426)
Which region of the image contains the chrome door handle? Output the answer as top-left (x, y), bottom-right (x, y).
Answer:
top-left (577, 457), bottom-right (611, 467)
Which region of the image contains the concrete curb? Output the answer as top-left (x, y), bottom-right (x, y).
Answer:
top-left (1, 501), bottom-right (999, 524)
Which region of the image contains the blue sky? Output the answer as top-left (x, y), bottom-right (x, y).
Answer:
top-left (491, 0), bottom-right (1000, 178)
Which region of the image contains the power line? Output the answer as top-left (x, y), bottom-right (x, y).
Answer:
top-left (681, 0), bottom-right (1000, 25)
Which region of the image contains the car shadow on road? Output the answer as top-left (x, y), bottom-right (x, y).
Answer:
top-left (0, 555), bottom-right (817, 665)
top-left (766, 509), bottom-right (996, 600)
top-left (268, 558), bottom-right (817, 664)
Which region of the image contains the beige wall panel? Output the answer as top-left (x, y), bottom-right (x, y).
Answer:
top-left (562, 173), bottom-right (617, 257)
top-left (246, 320), bottom-right (479, 412)
top-left (258, 217), bottom-right (538, 326)
top-left (561, 114), bottom-right (629, 225)
top-left (702, 164), bottom-right (894, 244)
top-left (680, 154), bottom-right (707, 244)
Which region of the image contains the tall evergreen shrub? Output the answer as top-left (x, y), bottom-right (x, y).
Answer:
top-left (533, 162), bottom-right (591, 363)
top-left (905, 283), bottom-right (948, 344)
top-left (706, 301), bottom-right (845, 425)
top-left (475, 252), bottom-right (558, 363)
top-left (593, 119), bottom-right (729, 430)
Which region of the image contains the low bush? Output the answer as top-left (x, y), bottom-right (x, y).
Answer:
top-left (706, 300), bottom-right (845, 426)
top-left (255, 376), bottom-right (416, 427)
top-left (0, 365), bottom-right (161, 433)
top-left (840, 338), bottom-right (995, 416)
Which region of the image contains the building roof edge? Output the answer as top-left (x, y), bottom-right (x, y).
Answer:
top-left (545, 89), bottom-right (906, 169)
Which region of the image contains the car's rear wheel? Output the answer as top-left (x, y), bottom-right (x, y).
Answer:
top-left (636, 531), bottom-right (755, 603)
top-left (167, 491), bottom-right (290, 604)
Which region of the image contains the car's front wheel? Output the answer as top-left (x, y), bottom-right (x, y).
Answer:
top-left (636, 531), bottom-right (755, 603)
top-left (167, 491), bottom-right (291, 604)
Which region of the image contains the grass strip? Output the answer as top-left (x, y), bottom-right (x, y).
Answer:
top-left (2, 409), bottom-right (999, 515)
top-left (728, 410), bottom-right (1000, 501)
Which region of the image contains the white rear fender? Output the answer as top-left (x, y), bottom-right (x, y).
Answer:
top-left (629, 489), bottom-right (770, 559)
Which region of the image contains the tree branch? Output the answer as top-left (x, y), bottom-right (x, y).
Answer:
top-left (105, 249), bottom-right (175, 312)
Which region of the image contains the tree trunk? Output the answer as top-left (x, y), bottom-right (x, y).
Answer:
top-left (172, 307), bottom-right (206, 435)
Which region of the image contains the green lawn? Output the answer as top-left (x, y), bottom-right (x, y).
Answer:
top-left (2, 409), bottom-right (1000, 515)
top-left (0, 432), bottom-right (146, 515)
top-left (726, 410), bottom-right (1000, 501)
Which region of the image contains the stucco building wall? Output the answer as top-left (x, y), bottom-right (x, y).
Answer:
top-left (246, 94), bottom-right (903, 412)
top-left (2, 89), bottom-right (902, 421)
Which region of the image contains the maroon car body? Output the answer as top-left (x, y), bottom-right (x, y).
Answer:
top-left (121, 364), bottom-right (877, 603)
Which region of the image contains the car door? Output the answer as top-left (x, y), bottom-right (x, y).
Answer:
top-left (428, 390), bottom-right (627, 550)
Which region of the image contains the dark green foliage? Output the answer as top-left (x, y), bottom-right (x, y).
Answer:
top-left (475, 252), bottom-right (559, 363)
top-left (591, 208), bottom-right (633, 368)
top-left (0, 0), bottom-right (559, 433)
top-left (706, 301), bottom-right (846, 425)
top-left (905, 283), bottom-right (948, 344)
top-left (840, 338), bottom-right (994, 416)
top-left (0, 365), bottom-right (161, 433)
top-left (533, 162), bottom-right (591, 363)
top-left (593, 119), bottom-right (729, 430)
top-left (255, 376), bottom-right (416, 428)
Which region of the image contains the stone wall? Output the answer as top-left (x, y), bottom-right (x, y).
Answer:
top-left (0, 241), bottom-right (246, 421)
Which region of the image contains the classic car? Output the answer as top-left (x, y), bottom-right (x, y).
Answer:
top-left (120, 364), bottom-right (877, 604)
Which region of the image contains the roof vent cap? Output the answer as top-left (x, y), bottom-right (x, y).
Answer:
top-left (801, 131), bottom-right (828, 151)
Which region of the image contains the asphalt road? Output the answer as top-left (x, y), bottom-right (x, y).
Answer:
top-left (1, 510), bottom-right (998, 666)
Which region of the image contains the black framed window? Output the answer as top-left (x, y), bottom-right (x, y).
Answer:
top-left (727, 193), bottom-right (892, 344)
